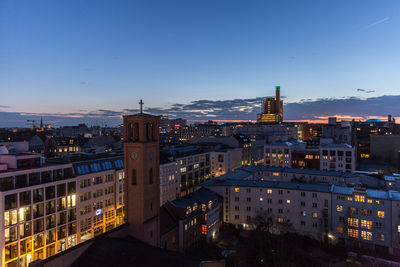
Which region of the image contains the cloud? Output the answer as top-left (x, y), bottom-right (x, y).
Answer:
top-left (0, 105), bottom-right (11, 109)
top-left (365, 17), bottom-right (390, 29)
top-left (1, 95), bottom-right (400, 127)
top-left (357, 88), bottom-right (376, 93)
top-left (80, 81), bottom-right (87, 85)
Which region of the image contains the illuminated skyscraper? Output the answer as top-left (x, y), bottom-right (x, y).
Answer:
top-left (257, 86), bottom-right (283, 123)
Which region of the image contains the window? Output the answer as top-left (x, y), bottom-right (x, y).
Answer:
top-left (4, 210), bottom-right (18, 226)
top-left (277, 217), bottom-right (283, 223)
top-left (361, 220), bottom-right (372, 229)
top-left (336, 205), bottom-right (343, 212)
top-left (312, 193), bottom-right (317, 198)
top-left (20, 191), bottom-right (31, 206)
top-left (132, 169), bottom-right (137, 185)
top-left (312, 212), bottom-right (318, 218)
top-left (267, 189), bottom-right (272, 194)
top-left (337, 227), bottom-right (343, 234)
top-left (300, 192), bottom-right (306, 197)
top-left (312, 203), bottom-right (317, 208)
top-left (379, 234), bottom-right (385, 241)
top-left (149, 168), bottom-right (153, 184)
top-left (354, 195), bottom-right (365, 203)
top-left (361, 231), bottom-right (372, 240)
top-left (234, 188), bottom-right (239, 193)
top-left (347, 228), bottom-right (358, 238)
top-left (278, 190), bottom-right (283, 195)
top-left (347, 218), bottom-right (359, 227)
top-left (347, 196), bottom-right (352, 201)
top-left (5, 194), bottom-right (17, 210)
top-left (377, 211), bottom-right (385, 218)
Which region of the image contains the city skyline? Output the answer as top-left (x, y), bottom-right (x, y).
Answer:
top-left (1, 0), bottom-right (400, 126)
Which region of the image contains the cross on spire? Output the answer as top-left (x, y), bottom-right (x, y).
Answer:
top-left (139, 99), bottom-right (144, 114)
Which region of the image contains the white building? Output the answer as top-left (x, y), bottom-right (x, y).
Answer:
top-left (202, 171), bottom-right (400, 255)
top-left (210, 148), bottom-right (242, 177)
top-left (320, 143), bottom-right (356, 172)
top-left (159, 160), bottom-right (179, 206)
top-left (0, 152), bottom-right (125, 267)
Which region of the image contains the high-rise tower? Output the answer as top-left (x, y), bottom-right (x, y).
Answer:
top-left (123, 101), bottom-right (160, 246)
top-left (257, 86), bottom-right (283, 123)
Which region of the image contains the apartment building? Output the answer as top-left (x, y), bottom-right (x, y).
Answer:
top-left (264, 139), bottom-right (356, 172)
top-left (159, 159), bottom-right (179, 206)
top-left (320, 143), bottom-right (356, 172)
top-left (0, 152), bottom-right (124, 267)
top-left (160, 187), bottom-right (221, 252)
top-left (202, 176), bottom-right (400, 255)
top-left (210, 148), bottom-right (242, 177)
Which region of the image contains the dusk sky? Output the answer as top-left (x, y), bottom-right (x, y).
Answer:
top-left (1, 0), bottom-right (399, 126)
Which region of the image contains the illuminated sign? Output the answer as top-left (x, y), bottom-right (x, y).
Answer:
top-left (96, 209), bottom-right (102, 216)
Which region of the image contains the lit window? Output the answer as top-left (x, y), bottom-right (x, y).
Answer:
top-left (336, 205), bottom-right (343, 212)
top-left (347, 218), bottom-right (359, 227)
top-left (234, 188), bottom-right (239, 193)
top-left (347, 196), bottom-right (353, 201)
top-left (277, 217), bottom-right (283, 223)
top-left (354, 195), bottom-right (365, 203)
top-left (259, 198), bottom-right (263, 201)
top-left (267, 189), bottom-right (272, 194)
top-left (312, 212), bottom-right (318, 218)
top-left (361, 220), bottom-right (372, 229)
top-left (347, 228), bottom-right (358, 238)
top-left (361, 231), bottom-right (372, 240)
top-left (398, 225), bottom-right (400, 233)
top-left (337, 227), bottom-right (343, 234)
top-left (273, 172), bottom-right (279, 176)
top-left (376, 200), bottom-right (381, 204)
top-left (379, 234), bottom-right (385, 241)
top-left (286, 200), bottom-right (290, 204)
top-left (367, 199), bottom-right (372, 204)
top-left (377, 211), bottom-right (385, 218)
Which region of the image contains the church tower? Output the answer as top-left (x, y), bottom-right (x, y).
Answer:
top-left (123, 100), bottom-right (160, 246)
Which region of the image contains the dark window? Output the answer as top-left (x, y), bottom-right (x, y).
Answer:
top-left (132, 169), bottom-right (137, 185)
top-left (0, 176), bottom-right (14, 191)
top-left (5, 194), bottom-right (17, 210)
top-left (20, 191), bottom-right (31, 206)
top-left (68, 182), bottom-right (76, 195)
top-left (42, 171), bottom-right (52, 183)
top-left (15, 174), bottom-right (28, 188)
top-left (134, 123), bottom-right (139, 141)
top-left (33, 203), bottom-right (44, 218)
top-left (149, 168), bottom-right (153, 184)
top-left (46, 200), bottom-right (56, 214)
top-left (46, 215), bottom-right (56, 229)
top-left (33, 188), bottom-right (44, 203)
top-left (46, 186), bottom-right (55, 200)
top-left (57, 184), bottom-right (66, 197)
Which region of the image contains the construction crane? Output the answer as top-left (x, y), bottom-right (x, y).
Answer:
top-left (27, 120), bottom-right (36, 129)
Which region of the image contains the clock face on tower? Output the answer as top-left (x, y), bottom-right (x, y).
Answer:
top-left (131, 152), bottom-right (137, 159)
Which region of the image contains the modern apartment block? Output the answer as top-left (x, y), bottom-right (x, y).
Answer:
top-left (202, 172), bottom-right (400, 255)
top-left (320, 143), bottom-right (356, 172)
top-left (0, 151), bottom-right (125, 267)
top-left (264, 139), bottom-right (356, 172)
top-left (210, 148), bottom-right (242, 177)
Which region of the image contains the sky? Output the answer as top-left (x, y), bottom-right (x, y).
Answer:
top-left (1, 0), bottom-right (399, 127)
